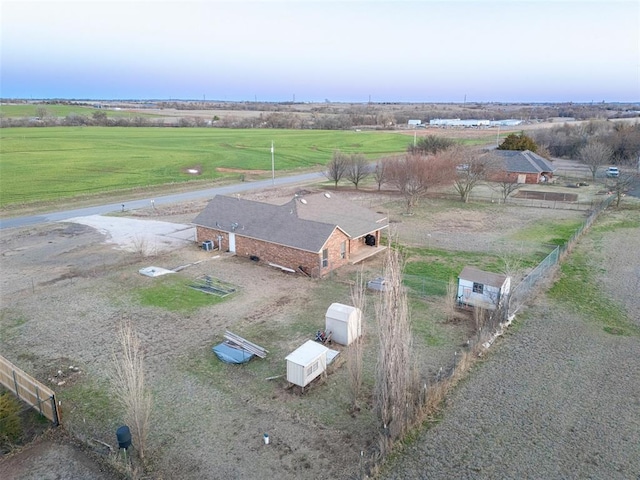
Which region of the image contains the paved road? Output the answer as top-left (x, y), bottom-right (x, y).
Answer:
top-left (0, 171), bottom-right (325, 230)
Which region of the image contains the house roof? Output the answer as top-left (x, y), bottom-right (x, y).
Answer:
top-left (459, 266), bottom-right (508, 288)
top-left (293, 192), bottom-right (387, 238)
top-left (493, 150), bottom-right (556, 174)
top-left (192, 193), bottom-right (388, 253)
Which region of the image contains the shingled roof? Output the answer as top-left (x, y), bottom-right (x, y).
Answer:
top-left (459, 266), bottom-right (508, 288)
top-left (493, 150), bottom-right (556, 174)
top-left (193, 193), bottom-right (387, 253)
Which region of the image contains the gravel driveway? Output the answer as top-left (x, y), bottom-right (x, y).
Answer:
top-left (381, 206), bottom-right (640, 479)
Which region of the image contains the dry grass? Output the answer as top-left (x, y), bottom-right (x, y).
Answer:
top-left (110, 320), bottom-right (152, 465)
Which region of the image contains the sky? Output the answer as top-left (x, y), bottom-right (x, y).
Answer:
top-left (1, 0), bottom-right (639, 103)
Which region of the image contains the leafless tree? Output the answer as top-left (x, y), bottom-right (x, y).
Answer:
top-left (491, 177), bottom-right (522, 203)
top-left (325, 151), bottom-right (349, 188)
top-left (444, 277), bottom-right (458, 322)
top-left (386, 153), bottom-right (456, 214)
top-left (373, 158), bottom-right (389, 190)
top-left (609, 173), bottom-right (637, 207)
top-left (579, 140), bottom-right (613, 182)
top-left (347, 269), bottom-right (366, 412)
top-left (374, 246), bottom-right (414, 452)
top-left (345, 153), bottom-right (371, 189)
top-left (448, 147), bottom-right (495, 203)
top-left (111, 320), bottom-right (152, 461)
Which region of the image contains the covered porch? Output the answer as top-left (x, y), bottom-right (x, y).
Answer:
top-left (349, 245), bottom-right (387, 265)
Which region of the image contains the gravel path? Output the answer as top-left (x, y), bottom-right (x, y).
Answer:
top-left (381, 207), bottom-right (640, 479)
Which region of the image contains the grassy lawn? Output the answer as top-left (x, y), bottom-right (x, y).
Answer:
top-left (0, 127), bottom-right (413, 207)
top-left (509, 218), bottom-right (586, 246)
top-left (136, 275), bottom-right (231, 312)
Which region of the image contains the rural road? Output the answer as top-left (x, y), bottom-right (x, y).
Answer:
top-left (0, 171), bottom-right (325, 230)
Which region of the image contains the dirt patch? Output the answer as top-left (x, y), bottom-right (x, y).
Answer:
top-left (0, 428), bottom-right (124, 480)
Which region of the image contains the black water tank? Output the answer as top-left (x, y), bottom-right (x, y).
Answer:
top-left (116, 425), bottom-right (132, 449)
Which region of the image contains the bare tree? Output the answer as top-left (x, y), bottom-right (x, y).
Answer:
top-left (345, 153), bottom-right (371, 189)
top-left (111, 320), bottom-right (152, 462)
top-left (325, 151), bottom-right (349, 188)
top-left (579, 140), bottom-right (613, 182)
top-left (375, 246), bottom-right (414, 452)
top-left (347, 269), bottom-right (366, 412)
top-left (492, 178), bottom-right (522, 203)
top-left (373, 158), bottom-right (388, 190)
top-left (609, 173), bottom-right (637, 207)
top-left (444, 277), bottom-right (458, 322)
top-left (386, 153), bottom-right (456, 214)
top-left (448, 147), bottom-right (495, 203)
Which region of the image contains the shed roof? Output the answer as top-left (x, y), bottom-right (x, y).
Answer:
top-left (492, 150), bottom-right (556, 174)
top-left (459, 266), bottom-right (508, 288)
top-left (285, 340), bottom-right (329, 366)
top-left (326, 303), bottom-right (359, 322)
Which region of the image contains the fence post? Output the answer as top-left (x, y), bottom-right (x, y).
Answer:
top-left (12, 370), bottom-right (20, 400)
top-left (50, 395), bottom-right (60, 426)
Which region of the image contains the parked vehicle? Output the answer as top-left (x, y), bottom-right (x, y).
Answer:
top-left (606, 166), bottom-right (620, 178)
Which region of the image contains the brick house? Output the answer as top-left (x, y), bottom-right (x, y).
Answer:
top-left (491, 150), bottom-right (556, 184)
top-left (192, 192), bottom-right (388, 277)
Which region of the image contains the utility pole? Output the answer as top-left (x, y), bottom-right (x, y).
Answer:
top-left (271, 141), bottom-right (275, 186)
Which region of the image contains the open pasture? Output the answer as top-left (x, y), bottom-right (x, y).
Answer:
top-left (0, 127), bottom-right (411, 208)
top-left (0, 103), bottom-right (159, 119)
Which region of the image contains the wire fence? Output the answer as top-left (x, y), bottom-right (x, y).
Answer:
top-left (403, 193), bottom-right (616, 314)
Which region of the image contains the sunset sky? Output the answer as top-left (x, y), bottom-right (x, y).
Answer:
top-left (2, 0), bottom-right (639, 103)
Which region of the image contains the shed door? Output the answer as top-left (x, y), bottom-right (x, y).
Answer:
top-left (228, 233), bottom-right (236, 253)
top-left (517, 174), bottom-right (526, 184)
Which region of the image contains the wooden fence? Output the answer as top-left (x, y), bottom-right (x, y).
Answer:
top-left (0, 355), bottom-right (60, 426)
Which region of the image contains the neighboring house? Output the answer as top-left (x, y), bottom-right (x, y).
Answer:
top-left (491, 149), bottom-right (556, 184)
top-left (457, 266), bottom-right (511, 310)
top-left (192, 192), bottom-right (388, 277)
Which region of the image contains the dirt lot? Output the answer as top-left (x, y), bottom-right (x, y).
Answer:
top-left (1, 179), bottom-right (637, 479)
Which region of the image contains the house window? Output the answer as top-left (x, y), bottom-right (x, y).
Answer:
top-left (305, 361), bottom-right (319, 377)
top-left (322, 249), bottom-right (329, 268)
top-left (472, 282), bottom-right (484, 294)
top-left (340, 241), bottom-right (346, 259)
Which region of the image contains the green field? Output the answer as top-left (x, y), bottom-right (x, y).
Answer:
top-left (0, 127), bottom-right (412, 207)
top-left (0, 103), bottom-right (157, 119)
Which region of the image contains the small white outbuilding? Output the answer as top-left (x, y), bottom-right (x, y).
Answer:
top-left (325, 303), bottom-right (362, 346)
top-left (457, 266), bottom-right (511, 310)
top-left (285, 340), bottom-right (329, 388)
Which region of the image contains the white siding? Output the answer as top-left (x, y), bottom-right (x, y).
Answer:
top-left (285, 341), bottom-right (328, 387)
top-left (325, 303), bottom-right (362, 346)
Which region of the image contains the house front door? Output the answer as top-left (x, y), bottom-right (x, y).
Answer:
top-left (228, 233), bottom-right (236, 253)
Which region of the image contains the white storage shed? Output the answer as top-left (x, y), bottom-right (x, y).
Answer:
top-left (457, 266), bottom-right (511, 310)
top-left (325, 303), bottom-right (362, 346)
top-left (285, 340), bottom-right (329, 388)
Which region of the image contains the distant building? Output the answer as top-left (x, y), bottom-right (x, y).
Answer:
top-left (491, 150), bottom-right (556, 184)
top-left (429, 118), bottom-right (522, 127)
top-left (408, 119), bottom-right (422, 126)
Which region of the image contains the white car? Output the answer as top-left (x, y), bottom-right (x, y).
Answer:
top-left (606, 167), bottom-right (620, 178)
